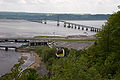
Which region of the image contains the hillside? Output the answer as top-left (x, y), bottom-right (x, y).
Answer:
top-left (0, 12), bottom-right (110, 20)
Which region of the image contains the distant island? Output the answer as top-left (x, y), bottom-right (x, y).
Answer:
top-left (0, 12), bottom-right (110, 20)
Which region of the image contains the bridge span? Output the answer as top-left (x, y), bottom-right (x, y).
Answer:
top-left (0, 46), bottom-right (18, 51)
top-left (0, 42), bottom-right (27, 51)
top-left (27, 19), bottom-right (102, 32)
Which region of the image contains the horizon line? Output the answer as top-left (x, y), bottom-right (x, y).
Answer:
top-left (0, 11), bottom-right (112, 15)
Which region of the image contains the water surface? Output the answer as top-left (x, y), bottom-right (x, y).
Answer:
top-left (0, 19), bottom-right (106, 38)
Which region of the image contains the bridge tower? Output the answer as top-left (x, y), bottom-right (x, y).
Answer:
top-left (57, 16), bottom-right (60, 26)
top-left (64, 22), bottom-right (66, 27)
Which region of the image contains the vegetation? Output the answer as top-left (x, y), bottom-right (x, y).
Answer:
top-left (0, 12), bottom-right (110, 20)
top-left (30, 46), bottom-right (103, 80)
top-left (54, 39), bottom-right (95, 42)
top-left (86, 11), bottom-right (120, 79)
top-left (0, 63), bottom-right (41, 80)
top-left (34, 36), bottom-right (65, 38)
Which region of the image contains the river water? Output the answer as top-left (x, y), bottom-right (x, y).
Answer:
top-left (0, 19), bottom-right (106, 38)
top-left (0, 49), bottom-right (35, 76)
top-left (0, 19), bottom-right (106, 76)
top-left (0, 42), bottom-right (35, 76)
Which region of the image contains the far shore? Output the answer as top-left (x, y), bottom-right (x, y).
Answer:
top-left (28, 51), bottom-right (40, 68)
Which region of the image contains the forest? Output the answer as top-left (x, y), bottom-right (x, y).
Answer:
top-left (0, 12), bottom-right (110, 20)
top-left (0, 10), bottom-right (120, 80)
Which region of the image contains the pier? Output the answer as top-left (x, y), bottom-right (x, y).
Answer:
top-left (0, 46), bottom-right (18, 51)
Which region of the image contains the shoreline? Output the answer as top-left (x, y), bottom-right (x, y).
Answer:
top-left (0, 50), bottom-right (40, 77)
top-left (16, 49), bottom-right (41, 69)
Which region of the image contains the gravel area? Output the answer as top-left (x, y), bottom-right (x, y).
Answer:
top-left (55, 41), bottom-right (94, 50)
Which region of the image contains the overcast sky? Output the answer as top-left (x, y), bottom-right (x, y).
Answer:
top-left (0, 0), bottom-right (119, 14)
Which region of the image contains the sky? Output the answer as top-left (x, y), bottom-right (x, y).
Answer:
top-left (0, 0), bottom-right (119, 14)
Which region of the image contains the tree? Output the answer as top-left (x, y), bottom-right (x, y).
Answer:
top-left (91, 11), bottom-right (120, 79)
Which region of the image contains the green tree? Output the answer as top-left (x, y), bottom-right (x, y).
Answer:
top-left (88, 11), bottom-right (120, 79)
top-left (49, 50), bottom-right (102, 80)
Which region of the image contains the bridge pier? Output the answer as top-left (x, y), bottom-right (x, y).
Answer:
top-left (86, 28), bottom-right (88, 31)
top-left (5, 47), bottom-right (8, 51)
top-left (92, 28), bottom-right (94, 32)
top-left (94, 28), bottom-right (97, 32)
top-left (71, 24), bottom-right (73, 28)
top-left (91, 27), bottom-right (93, 31)
top-left (67, 23), bottom-right (71, 28)
top-left (74, 25), bottom-right (76, 29)
top-left (78, 26), bottom-right (80, 29)
top-left (15, 40), bottom-right (18, 42)
top-left (5, 40), bottom-right (8, 42)
top-left (64, 22), bottom-right (66, 27)
top-left (57, 21), bottom-right (59, 26)
top-left (82, 27), bottom-right (84, 30)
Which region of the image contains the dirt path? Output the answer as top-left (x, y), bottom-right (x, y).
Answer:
top-left (28, 51), bottom-right (40, 68)
top-left (28, 51), bottom-right (48, 76)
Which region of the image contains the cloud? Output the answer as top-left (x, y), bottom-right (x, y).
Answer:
top-left (0, 0), bottom-right (119, 14)
top-left (0, 0), bottom-right (3, 4)
top-left (19, 0), bottom-right (26, 4)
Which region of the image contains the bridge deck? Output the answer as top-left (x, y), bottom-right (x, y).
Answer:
top-left (27, 19), bottom-right (101, 30)
top-left (0, 46), bottom-right (18, 48)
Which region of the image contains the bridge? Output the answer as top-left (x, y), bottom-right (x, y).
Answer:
top-left (0, 42), bottom-right (28, 51)
top-left (0, 38), bottom-right (32, 42)
top-left (27, 19), bottom-right (102, 32)
top-left (0, 46), bottom-right (18, 51)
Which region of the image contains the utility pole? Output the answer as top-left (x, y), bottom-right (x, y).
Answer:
top-left (57, 16), bottom-right (59, 26)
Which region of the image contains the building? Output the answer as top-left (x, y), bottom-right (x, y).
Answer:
top-left (29, 40), bottom-right (48, 46)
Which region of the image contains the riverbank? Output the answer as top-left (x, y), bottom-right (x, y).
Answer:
top-left (34, 35), bottom-right (96, 42)
top-left (17, 48), bottom-right (48, 76)
top-left (28, 51), bottom-right (40, 68)
top-left (16, 49), bottom-right (40, 69)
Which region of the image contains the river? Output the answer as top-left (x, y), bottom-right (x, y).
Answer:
top-left (0, 19), bottom-right (106, 38)
top-left (0, 43), bottom-right (35, 76)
